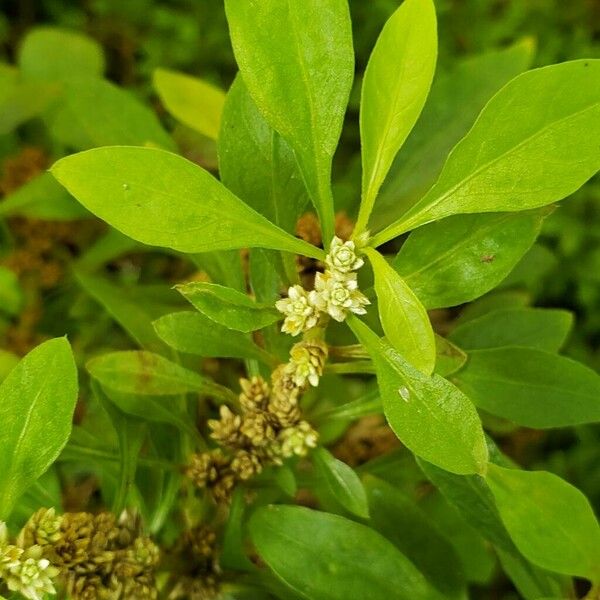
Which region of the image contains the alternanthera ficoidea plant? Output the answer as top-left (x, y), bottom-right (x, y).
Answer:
top-left (1, 0), bottom-right (600, 598)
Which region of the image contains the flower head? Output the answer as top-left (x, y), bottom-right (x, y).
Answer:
top-left (325, 236), bottom-right (364, 274)
top-left (275, 285), bottom-right (320, 336)
top-left (312, 271), bottom-right (370, 322)
top-left (1, 545), bottom-right (58, 600)
top-left (277, 421), bottom-right (319, 458)
top-left (287, 340), bottom-right (328, 388)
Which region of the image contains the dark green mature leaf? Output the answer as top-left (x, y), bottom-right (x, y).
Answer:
top-left (153, 68), bottom-right (225, 140)
top-left (313, 447), bottom-right (369, 518)
top-left (349, 317), bottom-right (488, 475)
top-left (176, 281), bottom-right (280, 332)
top-left (364, 476), bottom-right (465, 599)
top-left (454, 347), bottom-right (600, 427)
top-left (371, 40), bottom-right (534, 230)
top-left (356, 0), bottom-right (437, 234)
top-left (449, 308), bottom-right (573, 352)
top-left (394, 210), bottom-right (545, 309)
top-left (52, 147), bottom-right (323, 258)
top-left (487, 464), bottom-right (600, 581)
top-left (365, 248), bottom-right (435, 374)
top-left (434, 335), bottom-right (467, 377)
top-left (219, 76), bottom-right (309, 235)
top-left (153, 311), bottom-right (273, 364)
top-left (373, 60), bottom-right (600, 245)
top-left (225, 0), bottom-right (354, 243)
top-left (250, 505), bottom-right (443, 600)
top-left (0, 338), bottom-right (78, 519)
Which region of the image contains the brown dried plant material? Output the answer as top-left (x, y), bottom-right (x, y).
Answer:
top-left (0, 147), bottom-right (47, 195)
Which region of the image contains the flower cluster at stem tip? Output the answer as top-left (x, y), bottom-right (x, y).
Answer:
top-left (276, 236), bottom-right (369, 334)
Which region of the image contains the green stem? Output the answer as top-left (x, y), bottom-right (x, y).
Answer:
top-left (328, 344), bottom-right (370, 359)
top-left (324, 360), bottom-right (375, 374)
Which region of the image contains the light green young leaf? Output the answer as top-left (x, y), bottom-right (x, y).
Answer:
top-left (348, 317), bottom-right (488, 475)
top-left (453, 347), bottom-right (600, 428)
top-left (176, 281), bottom-right (281, 332)
top-left (250, 505), bottom-right (444, 600)
top-left (52, 147), bottom-right (323, 259)
top-left (364, 248), bottom-right (435, 374)
top-left (153, 68), bottom-right (225, 140)
top-left (373, 60), bottom-right (600, 245)
top-left (153, 311), bottom-right (274, 364)
top-left (18, 27), bottom-right (105, 81)
top-left (356, 0), bottom-right (437, 234)
top-left (393, 210), bottom-right (545, 309)
top-left (449, 308), bottom-right (573, 352)
top-left (0, 266), bottom-right (22, 316)
top-left (370, 40), bottom-right (534, 230)
top-left (313, 447), bottom-right (369, 519)
top-left (224, 0), bottom-right (354, 243)
top-left (218, 76), bottom-right (309, 235)
top-left (487, 464), bottom-right (600, 581)
top-left (0, 338), bottom-right (78, 519)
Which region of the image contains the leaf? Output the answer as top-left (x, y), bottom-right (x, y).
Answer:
top-left (0, 350), bottom-right (19, 384)
top-left (434, 335), bottom-right (467, 377)
top-left (153, 68), bottom-right (225, 140)
top-left (224, 0), bottom-right (354, 243)
top-left (0, 338), bottom-right (78, 519)
top-left (153, 311), bottom-right (272, 363)
top-left (373, 60), bottom-right (600, 245)
top-left (364, 476), bottom-right (465, 599)
top-left (449, 308), bottom-right (573, 352)
top-left (87, 351), bottom-right (217, 396)
top-left (355, 0), bottom-right (437, 233)
top-left (0, 81), bottom-right (59, 135)
top-left (52, 147), bottom-right (323, 258)
top-left (218, 76), bottom-right (309, 234)
top-left (0, 266), bottom-right (22, 316)
top-left (371, 40), bottom-right (534, 230)
top-left (312, 447), bottom-right (369, 519)
top-left (18, 27), bottom-right (105, 81)
top-left (176, 281), bottom-right (281, 332)
top-left (393, 210), bottom-right (545, 309)
top-left (348, 317), bottom-right (488, 475)
top-left (365, 248), bottom-right (435, 374)
top-left (487, 464), bottom-right (600, 581)
top-left (249, 505), bottom-right (443, 600)
top-left (453, 347), bottom-right (600, 427)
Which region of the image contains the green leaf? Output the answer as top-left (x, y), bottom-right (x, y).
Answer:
top-left (176, 281), bottom-right (281, 332)
top-left (219, 76), bottom-right (309, 235)
top-left (0, 266), bottom-right (22, 316)
top-left (0, 350), bottom-right (19, 384)
top-left (365, 248), bottom-right (435, 374)
top-left (0, 338), bottom-right (78, 519)
top-left (153, 68), bottom-right (225, 140)
top-left (454, 347), bottom-right (600, 427)
top-left (487, 464), bottom-right (600, 581)
top-left (449, 308), bottom-right (573, 352)
top-left (371, 40), bottom-right (534, 230)
top-left (373, 60), bottom-right (600, 245)
top-left (364, 476), bottom-right (465, 599)
top-left (313, 447), bottom-right (369, 519)
top-left (434, 335), bottom-right (467, 377)
top-left (355, 0), bottom-right (437, 234)
top-left (224, 0), bottom-right (354, 243)
top-left (393, 210), bottom-right (545, 309)
top-left (18, 27), bottom-right (105, 81)
top-left (153, 311), bottom-right (273, 364)
top-left (52, 147), bottom-right (323, 258)
top-left (87, 351), bottom-right (217, 396)
top-left (0, 81), bottom-right (59, 135)
top-left (348, 317), bottom-right (488, 475)
top-left (249, 505), bottom-right (443, 600)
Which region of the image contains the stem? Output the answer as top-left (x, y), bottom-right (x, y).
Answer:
top-left (328, 344), bottom-right (370, 359)
top-left (324, 360), bottom-right (375, 374)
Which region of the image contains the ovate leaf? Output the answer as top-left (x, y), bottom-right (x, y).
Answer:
top-left (153, 68), bottom-right (225, 140)
top-left (0, 338), bottom-right (78, 519)
top-left (454, 347), bottom-right (600, 427)
top-left (365, 248), bottom-right (435, 375)
top-left (225, 0), bottom-right (354, 242)
top-left (356, 0), bottom-right (437, 233)
top-left (52, 147), bottom-right (322, 258)
top-left (349, 317), bottom-right (488, 475)
top-left (0, 266), bottom-right (23, 316)
top-left (250, 505), bottom-right (443, 600)
top-left (487, 464), bottom-right (600, 581)
top-left (374, 60), bottom-right (600, 244)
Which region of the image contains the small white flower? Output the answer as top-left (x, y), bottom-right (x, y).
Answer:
top-left (278, 421), bottom-right (319, 458)
top-left (275, 285), bottom-right (319, 336)
top-left (312, 271), bottom-right (370, 322)
top-left (1, 545), bottom-right (58, 600)
top-left (287, 340), bottom-right (328, 388)
top-left (325, 236), bottom-right (364, 274)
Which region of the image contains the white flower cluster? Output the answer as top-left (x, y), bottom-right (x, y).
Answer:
top-left (276, 237), bottom-right (369, 335)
